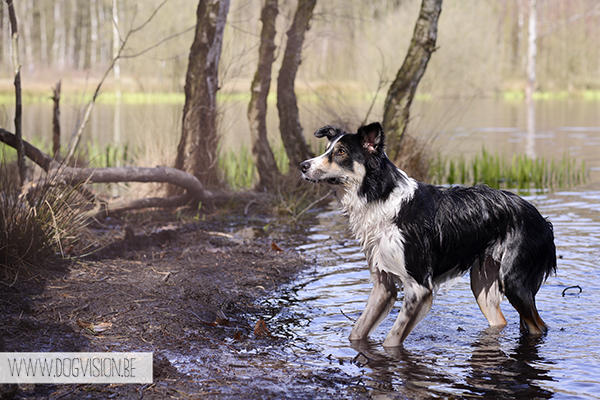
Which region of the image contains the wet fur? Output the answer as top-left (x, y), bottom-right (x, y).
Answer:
top-left (300, 122), bottom-right (556, 347)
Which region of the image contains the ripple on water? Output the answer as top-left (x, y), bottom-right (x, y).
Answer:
top-left (280, 189), bottom-right (600, 398)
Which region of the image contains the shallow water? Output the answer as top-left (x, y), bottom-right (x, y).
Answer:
top-left (10, 98), bottom-right (598, 397)
top-left (264, 187), bottom-right (600, 399)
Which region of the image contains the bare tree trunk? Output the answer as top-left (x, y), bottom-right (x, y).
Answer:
top-left (20, 0), bottom-right (33, 72)
top-left (517, 0), bottom-right (525, 71)
top-left (90, 0), bottom-right (98, 66)
top-left (98, 0), bottom-right (107, 66)
top-left (112, 0), bottom-right (121, 93)
top-left (525, 0), bottom-right (537, 102)
top-left (40, 5), bottom-right (48, 65)
top-left (0, 6), bottom-right (3, 64)
top-left (67, 0), bottom-right (77, 68)
top-left (174, 0), bottom-right (230, 188)
top-left (52, 81), bottom-right (61, 159)
top-left (382, 0), bottom-right (442, 160)
top-left (525, 0), bottom-right (536, 159)
top-left (52, 1), bottom-right (66, 69)
top-left (112, 0), bottom-right (122, 144)
top-left (276, 0), bottom-right (316, 171)
top-left (5, 0), bottom-right (26, 187)
top-left (2, 11), bottom-right (9, 64)
top-left (248, 0), bottom-right (280, 190)
top-left (78, 22), bottom-right (88, 71)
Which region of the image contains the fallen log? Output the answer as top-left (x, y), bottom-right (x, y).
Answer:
top-left (0, 128), bottom-right (214, 213)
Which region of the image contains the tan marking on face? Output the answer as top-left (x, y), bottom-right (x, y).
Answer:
top-left (303, 139), bottom-right (366, 188)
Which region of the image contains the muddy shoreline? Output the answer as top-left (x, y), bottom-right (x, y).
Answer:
top-left (1, 213), bottom-right (368, 399)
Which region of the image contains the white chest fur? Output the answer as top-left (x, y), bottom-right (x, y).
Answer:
top-left (339, 180), bottom-right (417, 282)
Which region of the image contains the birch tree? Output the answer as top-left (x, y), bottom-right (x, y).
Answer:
top-left (277, 0), bottom-right (317, 170)
top-left (525, 0), bottom-right (537, 102)
top-left (382, 0), bottom-right (442, 160)
top-left (248, 0), bottom-right (280, 190)
top-left (174, 0), bottom-right (230, 188)
top-left (90, 0), bottom-right (98, 66)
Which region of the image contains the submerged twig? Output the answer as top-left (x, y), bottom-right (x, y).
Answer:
top-left (562, 285), bottom-right (582, 297)
top-left (340, 309), bottom-right (357, 322)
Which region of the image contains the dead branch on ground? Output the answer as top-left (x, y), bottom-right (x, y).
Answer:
top-left (0, 128), bottom-right (217, 216)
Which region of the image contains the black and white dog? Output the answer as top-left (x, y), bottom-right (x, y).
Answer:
top-left (300, 122), bottom-right (556, 347)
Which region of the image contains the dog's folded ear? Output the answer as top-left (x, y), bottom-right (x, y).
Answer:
top-left (314, 125), bottom-right (342, 139)
top-left (358, 122), bottom-right (384, 154)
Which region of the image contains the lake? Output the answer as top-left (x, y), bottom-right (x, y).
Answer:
top-left (6, 97), bottom-right (600, 182)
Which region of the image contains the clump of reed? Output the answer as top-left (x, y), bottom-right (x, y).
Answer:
top-left (86, 142), bottom-right (132, 169)
top-left (218, 144), bottom-right (258, 190)
top-left (429, 148), bottom-right (587, 192)
top-left (0, 160), bottom-right (90, 282)
top-left (218, 141), bottom-right (291, 190)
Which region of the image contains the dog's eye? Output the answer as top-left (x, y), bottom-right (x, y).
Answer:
top-left (336, 148), bottom-right (346, 156)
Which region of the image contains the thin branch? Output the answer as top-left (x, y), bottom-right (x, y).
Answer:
top-left (539, 2), bottom-right (600, 38)
top-left (120, 25), bottom-right (195, 59)
top-left (292, 191), bottom-right (333, 222)
top-left (63, 0), bottom-right (170, 165)
top-left (130, 0), bottom-right (169, 35)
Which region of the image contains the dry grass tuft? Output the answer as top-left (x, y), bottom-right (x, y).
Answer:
top-left (0, 161), bottom-right (90, 282)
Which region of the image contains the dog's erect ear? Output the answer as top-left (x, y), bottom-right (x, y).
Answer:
top-left (358, 122), bottom-right (384, 154)
top-left (314, 125), bottom-right (342, 140)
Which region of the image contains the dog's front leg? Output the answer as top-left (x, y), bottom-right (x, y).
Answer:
top-left (383, 279), bottom-right (433, 347)
top-left (349, 269), bottom-right (397, 341)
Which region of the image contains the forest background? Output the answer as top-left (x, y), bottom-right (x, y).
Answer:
top-left (1, 0), bottom-right (598, 102)
top-left (0, 0), bottom-right (597, 198)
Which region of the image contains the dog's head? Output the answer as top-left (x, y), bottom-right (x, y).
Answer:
top-left (299, 122), bottom-right (385, 187)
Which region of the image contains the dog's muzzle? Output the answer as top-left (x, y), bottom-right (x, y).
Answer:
top-left (300, 160), bottom-right (311, 175)
top-left (299, 160), bottom-right (316, 182)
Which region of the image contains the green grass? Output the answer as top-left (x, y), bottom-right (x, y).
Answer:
top-left (1, 137), bottom-right (292, 191)
top-left (502, 89), bottom-right (600, 101)
top-left (0, 91), bottom-right (259, 105)
top-left (218, 144), bottom-right (258, 190)
top-left (3, 87), bottom-right (600, 106)
top-left (85, 142), bottom-right (132, 168)
top-left (430, 148), bottom-right (587, 192)
top-left (218, 141), bottom-right (291, 190)
top-left (1, 139), bottom-right (133, 169)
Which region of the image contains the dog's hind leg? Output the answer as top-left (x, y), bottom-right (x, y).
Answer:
top-left (470, 257), bottom-right (507, 327)
top-left (349, 270), bottom-right (397, 341)
top-left (504, 282), bottom-right (548, 335)
top-left (382, 278), bottom-right (433, 347)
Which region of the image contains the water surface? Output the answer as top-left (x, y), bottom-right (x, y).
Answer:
top-left (6, 98), bottom-right (600, 182)
top-left (268, 187), bottom-right (600, 399)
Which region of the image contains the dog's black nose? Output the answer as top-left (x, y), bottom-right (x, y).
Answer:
top-left (299, 161), bottom-right (310, 174)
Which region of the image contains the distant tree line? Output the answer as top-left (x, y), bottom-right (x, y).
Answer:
top-left (0, 0), bottom-right (114, 72)
top-left (1, 0), bottom-right (599, 94)
top-left (1, 0), bottom-right (600, 212)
